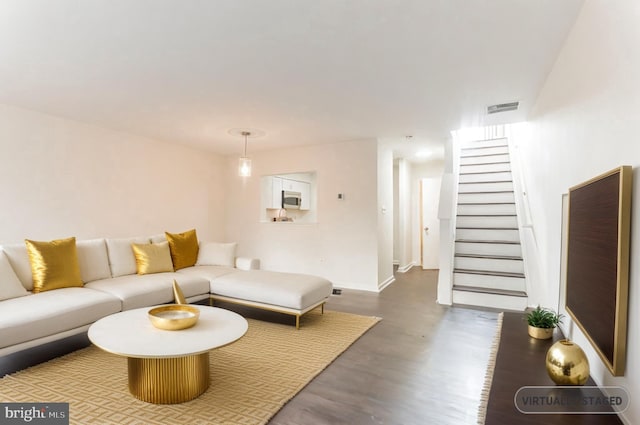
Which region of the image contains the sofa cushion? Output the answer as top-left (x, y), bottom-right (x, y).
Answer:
top-left (131, 242), bottom-right (173, 275)
top-left (1, 243), bottom-right (34, 291)
top-left (0, 251), bottom-right (28, 301)
top-left (170, 274), bottom-right (210, 301)
top-left (76, 239), bottom-right (111, 283)
top-left (196, 242), bottom-right (237, 267)
top-left (165, 229), bottom-right (199, 270)
top-left (0, 287), bottom-right (122, 349)
top-left (210, 270), bottom-right (333, 310)
top-left (25, 237), bottom-right (83, 293)
top-left (106, 236), bottom-right (150, 277)
top-left (177, 265), bottom-right (237, 281)
top-left (85, 272), bottom-right (209, 310)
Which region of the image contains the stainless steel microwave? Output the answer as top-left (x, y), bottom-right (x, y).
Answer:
top-left (282, 190), bottom-right (302, 209)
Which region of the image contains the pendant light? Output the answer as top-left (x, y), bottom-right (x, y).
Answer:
top-left (238, 131), bottom-right (252, 177)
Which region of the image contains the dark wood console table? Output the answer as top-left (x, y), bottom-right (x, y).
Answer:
top-left (484, 312), bottom-right (623, 425)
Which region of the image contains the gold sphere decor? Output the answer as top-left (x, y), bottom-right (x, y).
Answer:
top-left (546, 339), bottom-right (590, 385)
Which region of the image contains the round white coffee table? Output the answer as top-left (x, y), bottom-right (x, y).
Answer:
top-left (88, 305), bottom-right (247, 404)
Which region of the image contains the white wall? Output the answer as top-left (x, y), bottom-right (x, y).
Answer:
top-left (0, 104), bottom-right (389, 293)
top-left (393, 163), bottom-right (400, 264)
top-left (0, 104), bottom-right (225, 244)
top-left (222, 139), bottom-right (381, 291)
top-left (395, 159), bottom-right (413, 271)
top-left (516, 1), bottom-right (640, 422)
top-left (377, 141), bottom-right (394, 289)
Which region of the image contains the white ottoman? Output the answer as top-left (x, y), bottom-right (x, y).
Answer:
top-left (209, 270), bottom-right (333, 329)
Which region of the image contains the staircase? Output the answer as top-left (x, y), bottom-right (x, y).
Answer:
top-left (451, 137), bottom-right (528, 310)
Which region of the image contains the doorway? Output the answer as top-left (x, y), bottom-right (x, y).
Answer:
top-left (420, 177), bottom-right (441, 269)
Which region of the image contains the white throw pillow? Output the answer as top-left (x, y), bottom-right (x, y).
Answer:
top-left (76, 239), bottom-right (112, 283)
top-left (149, 234), bottom-right (166, 244)
top-left (0, 251), bottom-right (29, 301)
top-left (1, 243), bottom-right (33, 290)
top-left (196, 242), bottom-right (237, 267)
top-left (106, 236), bottom-right (151, 277)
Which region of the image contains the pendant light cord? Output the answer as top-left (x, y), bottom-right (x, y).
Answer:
top-left (242, 131), bottom-right (250, 157)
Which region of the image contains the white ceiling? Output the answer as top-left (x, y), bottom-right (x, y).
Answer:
top-left (0, 0), bottom-right (584, 160)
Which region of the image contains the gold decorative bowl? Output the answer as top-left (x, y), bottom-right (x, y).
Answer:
top-left (148, 304), bottom-right (200, 330)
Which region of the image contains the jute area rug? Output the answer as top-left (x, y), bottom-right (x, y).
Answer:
top-left (477, 312), bottom-right (504, 425)
top-left (0, 310), bottom-right (380, 425)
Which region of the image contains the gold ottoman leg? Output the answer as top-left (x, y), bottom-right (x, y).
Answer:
top-left (128, 352), bottom-right (210, 404)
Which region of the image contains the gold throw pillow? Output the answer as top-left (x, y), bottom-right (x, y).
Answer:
top-left (25, 237), bottom-right (83, 293)
top-left (131, 242), bottom-right (174, 275)
top-left (165, 229), bottom-right (199, 271)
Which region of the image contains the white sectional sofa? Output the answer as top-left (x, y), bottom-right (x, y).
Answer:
top-left (0, 235), bottom-right (333, 357)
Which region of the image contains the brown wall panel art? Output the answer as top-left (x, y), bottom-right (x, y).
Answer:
top-left (566, 166), bottom-right (632, 376)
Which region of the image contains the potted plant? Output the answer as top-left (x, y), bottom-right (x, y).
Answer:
top-left (526, 306), bottom-right (563, 339)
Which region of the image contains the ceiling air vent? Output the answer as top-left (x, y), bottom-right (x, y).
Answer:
top-left (487, 101), bottom-right (519, 114)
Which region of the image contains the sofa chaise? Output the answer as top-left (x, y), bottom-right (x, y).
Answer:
top-left (0, 234), bottom-right (333, 357)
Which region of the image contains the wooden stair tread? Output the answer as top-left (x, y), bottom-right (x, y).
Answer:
top-left (460, 161), bottom-right (511, 165)
top-left (454, 268), bottom-right (525, 279)
top-left (452, 285), bottom-right (527, 297)
top-left (455, 253), bottom-right (522, 261)
top-left (457, 214), bottom-right (517, 217)
top-left (456, 226), bottom-right (519, 230)
top-left (455, 239), bottom-right (521, 245)
top-left (458, 190), bottom-right (515, 194)
top-left (461, 145), bottom-right (508, 151)
top-left (458, 170), bottom-right (511, 176)
top-left (459, 180), bottom-right (513, 184)
top-left (457, 202), bottom-right (516, 206)
top-left (460, 152), bottom-right (509, 158)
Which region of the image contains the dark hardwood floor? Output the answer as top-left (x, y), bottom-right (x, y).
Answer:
top-left (268, 267), bottom-right (501, 425)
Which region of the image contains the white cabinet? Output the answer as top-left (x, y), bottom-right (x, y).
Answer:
top-left (262, 176), bottom-right (283, 209)
top-left (281, 178), bottom-right (295, 191)
top-left (262, 176), bottom-right (311, 211)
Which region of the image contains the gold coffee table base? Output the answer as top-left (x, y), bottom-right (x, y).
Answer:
top-left (127, 352), bottom-right (210, 404)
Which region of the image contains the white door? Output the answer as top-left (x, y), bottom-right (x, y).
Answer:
top-left (421, 177), bottom-right (441, 269)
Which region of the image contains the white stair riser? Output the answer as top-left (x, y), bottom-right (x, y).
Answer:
top-left (460, 162), bottom-right (511, 173)
top-left (461, 145), bottom-right (509, 157)
top-left (458, 192), bottom-right (515, 204)
top-left (459, 181), bottom-right (513, 193)
top-left (452, 290), bottom-right (527, 311)
top-left (457, 203), bottom-right (516, 215)
top-left (460, 153), bottom-right (510, 165)
top-left (461, 138), bottom-right (508, 149)
top-left (454, 256), bottom-right (524, 274)
top-left (459, 171), bottom-right (513, 183)
top-left (456, 215), bottom-right (518, 228)
top-left (453, 272), bottom-right (526, 292)
top-left (456, 228), bottom-right (521, 242)
top-left (455, 242), bottom-right (522, 257)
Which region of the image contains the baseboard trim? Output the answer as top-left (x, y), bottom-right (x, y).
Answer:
top-left (397, 263), bottom-right (414, 273)
top-left (378, 275), bottom-right (395, 292)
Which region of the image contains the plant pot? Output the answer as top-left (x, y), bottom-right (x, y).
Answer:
top-left (528, 325), bottom-right (554, 340)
